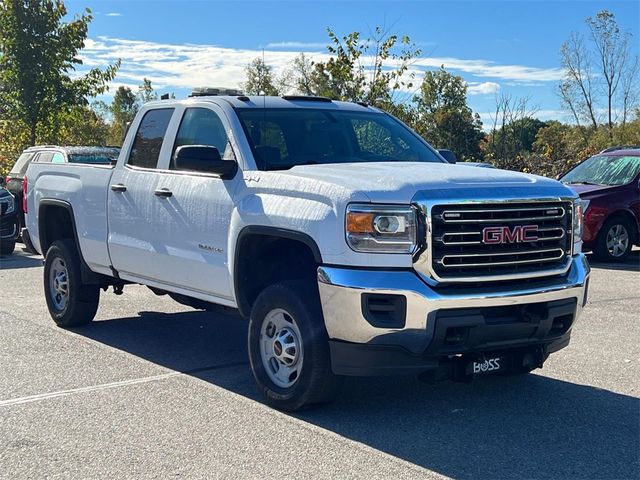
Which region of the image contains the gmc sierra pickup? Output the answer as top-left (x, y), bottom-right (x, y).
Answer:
top-left (25, 94), bottom-right (590, 410)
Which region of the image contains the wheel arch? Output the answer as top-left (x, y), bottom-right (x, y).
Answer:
top-left (38, 199), bottom-right (103, 284)
top-left (233, 225), bottom-right (322, 318)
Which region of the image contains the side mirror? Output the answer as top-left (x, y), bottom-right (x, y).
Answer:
top-left (174, 145), bottom-right (237, 179)
top-left (438, 149), bottom-right (458, 164)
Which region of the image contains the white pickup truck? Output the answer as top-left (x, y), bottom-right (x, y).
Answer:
top-left (26, 94), bottom-right (590, 410)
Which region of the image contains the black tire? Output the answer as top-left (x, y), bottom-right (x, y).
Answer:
top-left (15, 214), bottom-right (23, 243)
top-left (0, 237), bottom-right (16, 256)
top-left (248, 281), bottom-right (341, 411)
top-left (593, 216), bottom-right (634, 262)
top-left (44, 239), bottom-right (100, 327)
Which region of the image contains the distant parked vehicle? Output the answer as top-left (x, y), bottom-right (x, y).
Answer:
top-left (436, 150), bottom-right (496, 168)
top-left (0, 187), bottom-right (18, 256)
top-left (5, 146), bottom-right (120, 241)
top-left (560, 148), bottom-right (640, 261)
top-left (464, 162), bottom-right (496, 169)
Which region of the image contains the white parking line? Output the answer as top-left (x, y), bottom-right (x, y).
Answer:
top-left (0, 360), bottom-right (249, 408)
top-left (0, 372), bottom-right (181, 407)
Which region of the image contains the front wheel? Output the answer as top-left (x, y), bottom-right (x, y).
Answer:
top-left (248, 281), bottom-right (341, 411)
top-left (44, 240), bottom-right (100, 327)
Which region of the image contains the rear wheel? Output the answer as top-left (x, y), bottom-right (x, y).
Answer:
top-left (594, 217), bottom-right (634, 262)
top-left (44, 240), bottom-right (100, 327)
top-left (248, 281), bottom-right (341, 411)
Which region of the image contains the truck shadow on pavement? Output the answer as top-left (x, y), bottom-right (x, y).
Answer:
top-left (74, 310), bottom-right (639, 480)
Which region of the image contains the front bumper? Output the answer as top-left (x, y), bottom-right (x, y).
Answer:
top-left (317, 254), bottom-right (590, 376)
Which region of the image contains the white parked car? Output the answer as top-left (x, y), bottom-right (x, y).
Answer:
top-left (25, 93), bottom-right (590, 410)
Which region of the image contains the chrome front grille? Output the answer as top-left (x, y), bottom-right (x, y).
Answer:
top-left (424, 201), bottom-right (573, 283)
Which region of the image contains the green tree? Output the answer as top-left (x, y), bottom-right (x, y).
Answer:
top-left (56, 105), bottom-right (109, 146)
top-left (303, 27), bottom-right (421, 107)
top-left (243, 58), bottom-right (281, 95)
top-left (137, 77), bottom-right (157, 104)
top-left (0, 0), bottom-right (119, 146)
top-left (413, 67), bottom-right (484, 161)
top-left (109, 86), bottom-right (138, 145)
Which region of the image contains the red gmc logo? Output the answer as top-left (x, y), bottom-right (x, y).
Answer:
top-left (482, 225), bottom-right (539, 244)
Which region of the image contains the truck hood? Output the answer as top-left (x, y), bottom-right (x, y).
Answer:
top-left (281, 162), bottom-right (573, 203)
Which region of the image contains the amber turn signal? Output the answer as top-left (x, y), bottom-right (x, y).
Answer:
top-left (346, 212), bottom-right (375, 233)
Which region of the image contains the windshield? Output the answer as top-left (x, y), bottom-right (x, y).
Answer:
top-left (236, 108), bottom-right (443, 170)
top-left (561, 155), bottom-right (640, 186)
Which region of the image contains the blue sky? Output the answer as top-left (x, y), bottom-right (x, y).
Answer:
top-left (67, 0), bottom-right (640, 127)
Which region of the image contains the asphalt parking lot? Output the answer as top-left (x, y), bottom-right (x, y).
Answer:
top-left (0, 248), bottom-right (638, 480)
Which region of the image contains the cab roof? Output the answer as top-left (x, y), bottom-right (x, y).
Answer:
top-left (147, 95), bottom-right (378, 112)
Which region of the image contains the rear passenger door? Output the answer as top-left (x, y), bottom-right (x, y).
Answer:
top-left (107, 107), bottom-right (176, 283)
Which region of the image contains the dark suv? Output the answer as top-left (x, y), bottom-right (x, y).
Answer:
top-left (4, 146), bottom-right (120, 239)
top-left (560, 148), bottom-right (640, 261)
top-left (0, 187), bottom-right (18, 255)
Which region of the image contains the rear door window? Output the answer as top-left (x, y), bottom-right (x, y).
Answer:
top-left (127, 108), bottom-right (174, 169)
top-left (10, 153), bottom-right (34, 174)
top-left (34, 152), bottom-right (53, 163)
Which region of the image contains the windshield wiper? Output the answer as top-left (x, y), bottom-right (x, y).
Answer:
top-left (563, 181), bottom-right (606, 186)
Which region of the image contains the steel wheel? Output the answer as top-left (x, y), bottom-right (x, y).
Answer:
top-left (49, 257), bottom-right (69, 311)
top-left (259, 308), bottom-right (304, 388)
top-left (605, 224), bottom-right (629, 258)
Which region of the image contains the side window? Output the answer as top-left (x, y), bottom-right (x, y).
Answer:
top-left (51, 152), bottom-right (65, 164)
top-left (172, 108), bottom-right (235, 170)
top-left (127, 108), bottom-right (174, 169)
top-left (10, 153), bottom-right (33, 174)
top-left (35, 152), bottom-right (53, 163)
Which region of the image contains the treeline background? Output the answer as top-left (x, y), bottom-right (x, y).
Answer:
top-left (1, 2), bottom-right (638, 178)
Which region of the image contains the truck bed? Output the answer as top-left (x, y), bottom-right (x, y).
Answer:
top-left (26, 162), bottom-right (115, 276)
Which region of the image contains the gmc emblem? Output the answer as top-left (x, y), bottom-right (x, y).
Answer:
top-left (482, 225), bottom-right (539, 244)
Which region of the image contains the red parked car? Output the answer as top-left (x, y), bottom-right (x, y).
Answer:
top-left (560, 148), bottom-right (640, 261)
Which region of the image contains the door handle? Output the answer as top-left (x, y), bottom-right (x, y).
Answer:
top-left (154, 188), bottom-right (173, 198)
top-left (110, 184), bottom-right (127, 192)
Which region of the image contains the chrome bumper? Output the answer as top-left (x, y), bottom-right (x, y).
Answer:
top-left (317, 254), bottom-right (590, 354)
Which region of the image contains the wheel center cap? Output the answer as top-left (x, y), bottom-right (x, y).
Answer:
top-left (272, 328), bottom-right (299, 365)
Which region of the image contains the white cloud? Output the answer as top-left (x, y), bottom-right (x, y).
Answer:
top-left (467, 81), bottom-right (501, 95)
top-left (413, 57), bottom-right (563, 82)
top-left (105, 12), bottom-right (122, 17)
top-left (80, 36), bottom-right (563, 99)
top-left (265, 41), bottom-right (326, 49)
top-left (83, 37), bottom-right (323, 93)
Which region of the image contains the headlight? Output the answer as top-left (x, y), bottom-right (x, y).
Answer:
top-left (573, 198), bottom-right (590, 252)
top-left (0, 196), bottom-right (15, 215)
top-left (346, 204), bottom-right (417, 253)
